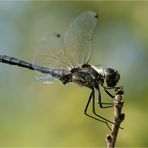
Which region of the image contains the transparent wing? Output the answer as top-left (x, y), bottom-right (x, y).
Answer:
top-left (64, 11), bottom-right (98, 66)
top-left (33, 11), bottom-right (98, 83)
top-left (33, 33), bottom-right (70, 83)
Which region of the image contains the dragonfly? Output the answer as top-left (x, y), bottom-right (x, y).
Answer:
top-left (0, 11), bottom-right (121, 130)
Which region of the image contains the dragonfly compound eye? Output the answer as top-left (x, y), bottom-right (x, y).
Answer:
top-left (104, 68), bottom-right (120, 87)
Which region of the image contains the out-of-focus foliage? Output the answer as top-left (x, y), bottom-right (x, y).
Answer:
top-left (0, 1), bottom-right (148, 147)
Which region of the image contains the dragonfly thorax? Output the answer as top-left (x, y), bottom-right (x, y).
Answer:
top-left (90, 66), bottom-right (120, 88)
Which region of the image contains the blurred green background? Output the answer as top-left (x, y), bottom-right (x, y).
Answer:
top-left (0, 1), bottom-right (148, 147)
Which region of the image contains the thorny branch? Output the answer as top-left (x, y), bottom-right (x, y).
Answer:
top-left (106, 87), bottom-right (125, 148)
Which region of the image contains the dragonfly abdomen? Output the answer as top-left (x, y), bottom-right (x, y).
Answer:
top-left (0, 55), bottom-right (67, 78)
top-left (0, 55), bottom-right (35, 70)
top-left (50, 69), bottom-right (67, 78)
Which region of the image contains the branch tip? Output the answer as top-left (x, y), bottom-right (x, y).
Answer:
top-left (106, 87), bottom-right (125, 148)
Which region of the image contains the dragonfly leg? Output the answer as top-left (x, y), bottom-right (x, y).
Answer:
top-left (104, 88), bottom-right (114, 98)
top-left (84, 88), bottom-right (112, 130)
top-left (91, 88), bottom-right (124, 130)
top-left (84, 87), bottom-right (123, 130)
top-left (103, 86), bottom-right (123, 98)
top-left (97, 86), bottom-right (113, 108)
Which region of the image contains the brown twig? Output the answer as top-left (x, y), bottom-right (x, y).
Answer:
top-left (106, 87), bottom-right (125, 148)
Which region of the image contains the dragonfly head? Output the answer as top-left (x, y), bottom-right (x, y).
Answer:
top-left (103, 68), bottom-right (120, 87)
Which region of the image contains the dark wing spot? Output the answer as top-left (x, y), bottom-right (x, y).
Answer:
top-left (56, 33), bottom-right (61, 38)
top-left (95, 13), bottom-right (99, 19)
